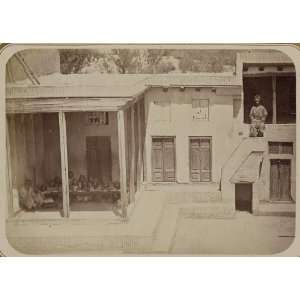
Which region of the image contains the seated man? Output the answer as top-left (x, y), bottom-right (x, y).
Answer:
top-left (249, 94), bottom-right (268, 137)
top-left (19, 179), bottom-right (44, 211)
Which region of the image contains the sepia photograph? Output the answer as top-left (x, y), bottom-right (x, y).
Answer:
top-left (0, 44), bottom-right (298, 256)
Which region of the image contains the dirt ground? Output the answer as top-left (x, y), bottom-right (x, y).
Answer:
top-left (170, 212), bottom-right (295, 255)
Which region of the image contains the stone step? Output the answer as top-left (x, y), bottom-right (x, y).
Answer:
top-left (167, 191), bottom-right (222, 204)
top-left (180, 203), bottom-right (235, 219)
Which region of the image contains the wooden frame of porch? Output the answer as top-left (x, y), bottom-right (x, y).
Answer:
top-left (6, 94), bottom-right (146, 219)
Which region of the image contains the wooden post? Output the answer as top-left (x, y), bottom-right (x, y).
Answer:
top-left (129, 106), bottom-right (136, 203)
top-left (58, 112), bottom-right (70, 217)
top-left (6, 117), bottom-right (13, 217)
top-left (272, 76), bottom-right (277, 124)
top-left (117, 110), bottom-right (128, 218)
top-left (29, 114), bottom-right (37, 186)
top-left (136, 101), bottom-right (143, 191)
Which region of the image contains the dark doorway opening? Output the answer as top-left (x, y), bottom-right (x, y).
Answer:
top-left (243, 77), bottom-right (273, 124)
top-left (86, 136), bottom-right (112, 184)
top-left (235, 183), bottom-right (253, 213)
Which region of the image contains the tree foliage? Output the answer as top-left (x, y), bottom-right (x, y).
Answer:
top-left (59, 49), bottom-right (237, 74)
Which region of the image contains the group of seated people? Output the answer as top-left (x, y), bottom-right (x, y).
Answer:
top-left (68, 171), bottom-right (120, 203)
top-left (18, 171), bottom-right (121, 211)
top-left (68, 171), bottom-right (120, 192)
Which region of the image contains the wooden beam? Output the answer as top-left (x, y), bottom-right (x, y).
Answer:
top-left (136, 101), bottom-right (143, 190)
top-left (58, 112), bottom-right (70, 217)
top-left (129, 106), bottom-right (136, 203)
top-left (272, 76), bottom-right (277, 124)
top-left (117, 110), bottom-right (128, 218)
top-left (6, 98), bottom-right (127, 114)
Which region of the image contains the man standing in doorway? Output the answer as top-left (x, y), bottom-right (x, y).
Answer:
top-left (249, 94), bottom-right (268, 137)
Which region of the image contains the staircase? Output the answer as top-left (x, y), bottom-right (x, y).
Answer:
top-left (221, 137), bottom-right (266, 203)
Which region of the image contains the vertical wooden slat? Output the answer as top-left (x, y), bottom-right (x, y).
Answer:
top-left (141, 99), bottom-right (147, 183)
top-left (117, 110), bottom-right (128, 218)
top-left (58, 112), bottom-right (70, 217)
top-left (129, 106), bottom-right (136, 203)
top-left (190, 139), bottom-right (201, 182)
top-left (272, 75), bottom-right (277, 124)
top-left (199, 138), bottom-right (211, 182)
top-left (136, 101), bottom-right (143, 190)
top-left (8, 115), bottom-right (17, 187)
top-left (279, 160), bottom-right (291, 201)
top-left (152, 138), bottom-right (164, 182)
top-left (270, 160), bottom-right (279, 201)
top-left (163, 138), bottom-right (176, 182)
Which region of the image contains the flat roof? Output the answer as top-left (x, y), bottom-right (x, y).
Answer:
top-left (238, 50), bottom-right (293, 65)
top-left (6, 72), bottom-right (241, 99)
top-left (6, 73), bottom-right (151, 99)
top-left (145, 73), bottom-right (240, 87)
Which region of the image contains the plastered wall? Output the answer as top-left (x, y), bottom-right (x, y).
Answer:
top-left (143, 86), bottom-right (296, 205)
top-left (144, 87), bottom-right (242, 184)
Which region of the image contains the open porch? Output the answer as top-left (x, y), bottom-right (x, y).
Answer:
top-left (6, 85), bottom-right (147, 220)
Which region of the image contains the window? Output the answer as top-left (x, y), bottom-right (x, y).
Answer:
top-left (192, 99), bottom-right (209, 120)
top-left (269, 142), bottom-right (293, 154)
top-left (189, 137), bottom-right (212, 182)
top-left (152, 100), bottom-right (171, 121)
top-left (86, 112), bottom-right (109, 125)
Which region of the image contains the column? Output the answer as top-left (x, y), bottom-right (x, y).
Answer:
top-left (117, 110), bottom-right (128, 218)
top-left (129, 106), bottom-right (136, 203)
top-left (272, 76), bottom-right (277, 124)
top-left (136, 101), bottom-right (143, 191)
top-left (58, 111), bottom-right (70, 217)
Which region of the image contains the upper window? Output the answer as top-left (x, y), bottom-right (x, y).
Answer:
top-left (269, 142), bottom-right (293, 154)
top-left (192, 99), bottom-right (209, 121)
top-left (86, 112), bottom-right (109, 125)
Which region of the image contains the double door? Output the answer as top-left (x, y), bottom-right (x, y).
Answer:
top-left (152, 137), bottom-right (176, 182)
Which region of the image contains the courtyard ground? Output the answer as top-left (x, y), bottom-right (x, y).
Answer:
top-left (170, 211), bottom-right (295, 255)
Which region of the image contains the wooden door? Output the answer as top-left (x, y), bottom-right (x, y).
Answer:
top-left (163, 139), bottom-right (176, 181)
top-left (270, 159), bottom-right (291, 201)
top-left (190, 139), bottom-right (201, 181)
top-left (235, 183), bottom-right (252, 213)
top-left (152, 137), bottom-right (175, 182)
top-left (86, 136), bottom-right (112, 183)
top-left (190, 138), bottom-right (211, 182)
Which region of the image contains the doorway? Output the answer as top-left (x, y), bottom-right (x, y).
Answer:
top-left (189, 137), bottom-right (212, 182)
top-left (86, 136), bottom-right (112, 184)
top-left (235, 183), bottom-right (252, 213)
top-left (270, 159), bottom-right (291, 201)
top-left (151, 137), bottom-right (176, 182)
